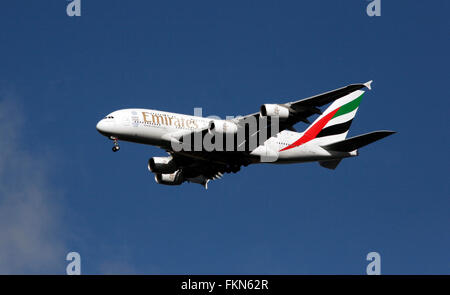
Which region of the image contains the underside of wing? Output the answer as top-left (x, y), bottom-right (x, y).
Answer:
top-left (150, 151), bottom-right (253, 189)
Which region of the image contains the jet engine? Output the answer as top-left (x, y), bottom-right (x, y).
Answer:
top-left (260, 104), bottom-right (290, 119)
top-left (148, 156), bottom-right (177, 174)
top-left (208, 120), bottom-right (238, 135)
top-left (154, 170), bottom-right (184, 186)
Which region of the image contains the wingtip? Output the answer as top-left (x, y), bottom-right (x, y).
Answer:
top-left (364, 80), bottom-right (373, 90)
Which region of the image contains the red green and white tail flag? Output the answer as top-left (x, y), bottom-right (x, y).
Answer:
top-left (280, 90), bottom-right (365, 151)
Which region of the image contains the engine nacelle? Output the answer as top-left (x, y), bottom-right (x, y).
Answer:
top-left (208, 120), bottom-right (238, 135)
top-left (154, 170), bottom-right (184, 186)
top-left (148, 156), bottom-right (177, 174)
top-left (260, 104), bottom-right (290, 119)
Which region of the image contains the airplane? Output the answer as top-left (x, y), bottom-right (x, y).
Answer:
top-left (96, 80), bottom-right (395, 188)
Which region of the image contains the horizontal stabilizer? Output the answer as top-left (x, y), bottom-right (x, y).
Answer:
top-left (322, 130), bottom-right (396, 152)
top-left (319, 159), bottom-right (342, 170)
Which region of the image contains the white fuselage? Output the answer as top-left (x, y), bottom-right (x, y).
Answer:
top-left (96, 108), bottom-right (356, 164)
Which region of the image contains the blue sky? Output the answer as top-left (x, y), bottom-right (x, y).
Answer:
top-left (0, 1), bottom-right (448, 274)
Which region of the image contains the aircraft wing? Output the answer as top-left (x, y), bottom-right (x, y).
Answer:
top-left (233, 81), bottom-right (373, 127)
top-left (228, 81), bottom-right (373, 149)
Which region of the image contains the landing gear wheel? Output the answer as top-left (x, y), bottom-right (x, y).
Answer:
top-left (110, 136), bottom-right (120, 152)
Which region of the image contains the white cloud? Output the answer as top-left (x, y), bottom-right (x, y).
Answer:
top-left (0, 95), bottom-right (66, 274)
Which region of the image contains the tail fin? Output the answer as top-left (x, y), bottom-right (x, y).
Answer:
top-left (300, 88), bottom-right (366, 147)
top-left (313, 89), bottom-right (365, 144)
top-left (279, 83), bottom-right (371, 152)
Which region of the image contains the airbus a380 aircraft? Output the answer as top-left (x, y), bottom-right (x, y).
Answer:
top-left (96, 81), bottom-right (395, 188)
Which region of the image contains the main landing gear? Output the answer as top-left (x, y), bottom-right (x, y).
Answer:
top-left (111, 136), bottom-right (120, 152)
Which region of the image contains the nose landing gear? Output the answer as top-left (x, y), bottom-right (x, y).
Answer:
top-left (111, 137), bottom-right (120, 152)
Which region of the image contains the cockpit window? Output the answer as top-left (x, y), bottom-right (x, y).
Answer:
top-left (104, 116), bottom-right (114, 119)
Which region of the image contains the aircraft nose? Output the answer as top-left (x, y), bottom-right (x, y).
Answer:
top-left (96, 120), bottom-right (104, 132)
top-left (96, 116), bottom-right (117, 136)
top-left (96, 119), bottom-right (110, 135)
